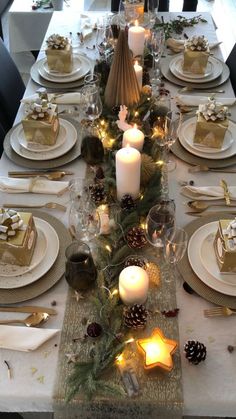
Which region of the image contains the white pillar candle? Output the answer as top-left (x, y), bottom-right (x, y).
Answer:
top-left (122, 124), bottom-right (144, 151)
top-left (134, 60), bottom-right (143, 91)
top-left (119, 266), bottom-right (149, 305)
top-left (128, 20), bottom-right (145, 57)
top-left (116, 147), bottom-right (141, 200)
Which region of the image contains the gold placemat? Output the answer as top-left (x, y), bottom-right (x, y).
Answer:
top-left (0, 210), bottom-right (71, 304)
top-left (171, 139), bottom-right (236, 168)
top-left (3, 117), bottom-right (82, 169)
top-left (178, 212), bottom-right (236, 308)
top-left (160, 55), bottom-right (230, 89)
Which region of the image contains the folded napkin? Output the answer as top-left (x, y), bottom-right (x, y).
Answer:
top-left (0, 325), bottom-right (59, 351)
top-left (0, 177), bottom-right (69, 194)
top-left (21, 92), bottom-right (82, 105)
top-left (166, 38), bottom-right (221, 53)
top-left (175, 95), bottom-right (236, 107)
top-left (80, 14), bottom-right (93, 39)
top-left (181, 185), bottom-right (236, 201)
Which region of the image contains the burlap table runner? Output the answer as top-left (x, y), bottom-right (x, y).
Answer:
top-left (53, 253), bottom-right (183, 419)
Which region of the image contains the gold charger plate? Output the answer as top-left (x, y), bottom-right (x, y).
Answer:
top-left (3, 116), bottom-right (82, 169)
top-left (171, 138), bottom-right (236, 168)
top-left (160, 55), bottom-right (230, 89)
top-left (178, 212), bottom-right (236, 309)
top-left (0, 210), bottom-right (71, 304)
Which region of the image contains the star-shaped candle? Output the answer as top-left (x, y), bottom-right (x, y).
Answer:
top-left (136, 328), bottom-right (178, 371)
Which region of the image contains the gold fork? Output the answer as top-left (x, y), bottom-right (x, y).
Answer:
top-left (8, 171), bottom-right (73, 180)
top-left (3, 202), bottom-right (66, 211)
top-left (204, 307), bottom-right (236, 318)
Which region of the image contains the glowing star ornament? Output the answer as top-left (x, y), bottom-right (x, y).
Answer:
top-left (136, 328), bottom-right (178, 371)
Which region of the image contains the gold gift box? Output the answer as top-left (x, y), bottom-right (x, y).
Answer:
top-left (0, 213), bottom-right (37, 266)
top-left (22, 105), bottom-right (59, 146)
top-left (46, 43), bottom-right (73, 73)
top-left (124, 1), bottom-right (144, 23)
top-left (214, 220), bottom-right (236, 273)
top-left (183, 48), bottom-right (209, 74)
top-left (194, 114), bottom-right (228, 149)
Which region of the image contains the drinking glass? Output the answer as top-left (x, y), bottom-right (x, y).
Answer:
top-left (119, 0), bottom-right (144, 27)
top-left (65, 241), bottom-right (97, 291)
top-left (81, 85), bottom-right (103, 123)
top-left (145, 200), bottom-right (175, 251)
top-left (147, 0), bottom-right (159, 27)
top-left (69, 198), bottom-right (100, 243)
top-left (146, 28), bottom-right (165, 76)
top-left (163, 227), bottom-right (188, 283)
top-left (96, 17), bottom-right (114, 59)
top-left (84, 72), bottom-right (101, 87)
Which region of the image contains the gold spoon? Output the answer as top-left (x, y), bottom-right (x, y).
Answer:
top-left (0, 312), bottom-right (49, 327)
top-left (188, 200), bottom-right (236, 212)
top-left (188, 165), bottom-right (236, 174)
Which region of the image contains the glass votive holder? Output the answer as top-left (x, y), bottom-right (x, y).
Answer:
top-left (65, 241), bottom-right (97, 291)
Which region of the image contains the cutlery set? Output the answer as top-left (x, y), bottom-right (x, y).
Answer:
top-left (0, 305), bottom-right (57, 327)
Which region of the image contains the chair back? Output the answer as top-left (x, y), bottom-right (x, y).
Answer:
top-left (226, 43), bottom-right (236, 95)
top-left (0, 120), bottom-right (6, 156)
top-left (0, 38), bottom-right (25, 131)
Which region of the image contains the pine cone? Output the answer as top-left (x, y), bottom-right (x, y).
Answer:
top-left (184, 340), bottom-right (207, 365)
top-left (126, 226), bottom-right (147, 249)
top-left (124, 256), bottom-right (146, 268)
top-left (121, 194), bottom-right (136, 211)
top-left (144, 262), bottom-right (161, 286)
top-left (123, 304), bottom-right (148, 329)
top-left (89, 183), bottom-right (107, 205)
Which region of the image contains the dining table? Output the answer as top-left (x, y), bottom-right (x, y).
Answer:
top-left (1, 9), bottom-right (236, 418)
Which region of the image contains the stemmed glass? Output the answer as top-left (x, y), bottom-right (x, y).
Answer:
top-left (81, 85), bottom-right (103, 130)
top-left (96, 16), bottom-right (114, 59)
top-left (147, 0), bottom-right (160, 28)
top-left (146, 28), bottom-right (165, 79)
top-left (163, 227), bottom-right (188, 283)
top-left (145, 200), bottom-right (175, 257)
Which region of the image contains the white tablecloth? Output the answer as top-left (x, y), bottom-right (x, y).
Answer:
top-left (8, 0), bottom-right (85, 53)
top-left (1, 11), bottom-right (236, 417)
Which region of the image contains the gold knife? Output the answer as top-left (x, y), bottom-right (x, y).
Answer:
top-left (8, 171), bottom-right (74, 176)
top-left (0, 306), bottom-right (57, 315)
top-left (185, 211), bottom-right (236, 217)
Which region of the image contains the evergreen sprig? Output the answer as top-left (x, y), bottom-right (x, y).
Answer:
top-left (155, 15), bottom-right (207, 39)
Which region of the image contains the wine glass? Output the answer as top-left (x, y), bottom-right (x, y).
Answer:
top-left (69, 198), bottom-right (100, 243)
top-left (81, 85), bottom-right (103, 127)
top-left (146, 28), bottom-right (165, 77)
top-left (145, 200), bottom-right (175, 256)
top-left (163, 227), bottom-right (188, 283)
top-left (96, 16), bottom-right (114, 59)
top-left (147, 0), bottom-right (160, 28)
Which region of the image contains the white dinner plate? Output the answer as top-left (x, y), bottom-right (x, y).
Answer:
top-left (0, 217), bottom-right (59, 289)
top-left (169, 55), bottom-right (223, 83)
top-left (200, 224), bottom-right (236, 286)
top-left (10, 118), bottom-right (77, 161)
top-left (43, 55), bottom-right (81, 78)
top-left (18, 124), bottom-right (66, 153)
top-left (178, 117), bottom-right (236, 159)
top-left (0, 225), bottom-right (47, 278)
top-left (188, 221), bottom-right (236, 296)
top-left (38, 54), bottom-right (91, 83)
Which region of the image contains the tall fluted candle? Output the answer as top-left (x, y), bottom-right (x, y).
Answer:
top-left (122, 124), bottom-right (144, 151)
top-left (116, 147), bottom-right (141, 200)
top-left (128, 20), bottom-right (145, 57)
top-left (119, 266), bottom-right (149, 305)
top-left (134, 60), bottom-right (143, 90)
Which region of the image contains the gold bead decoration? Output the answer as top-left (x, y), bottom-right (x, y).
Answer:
top-left (145, 262), bottom-right (161, 287)
top-left (141, 154), bottom-right (157, 186)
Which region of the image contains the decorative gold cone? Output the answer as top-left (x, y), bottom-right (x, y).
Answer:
top-left (104, 30), bottom-right (140, 108)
